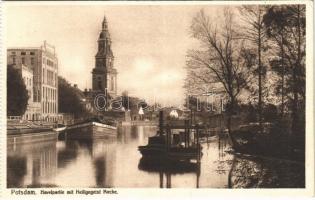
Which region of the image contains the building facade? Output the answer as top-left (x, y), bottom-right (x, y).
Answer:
top-left (92, 16), bottom-right (118, 98)
top-left (7, 41), bottom-right (59, 121)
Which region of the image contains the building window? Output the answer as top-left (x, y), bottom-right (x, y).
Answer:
top-left (30, 52), bottom-right (35, 55)
top-left (43, 58), bottom-right (46, 64)
top-left (21, 52), bottom-right (26, 55)
top-left (47, 59), bottom-right (54, 67)
top-left (31, 57), bottom-right (35, 65)
top-left (12, 57), bottom-right (16, 64)
top-left (21, 57), bottom-right (25, 65)
top-left (11, 52), bottom-right (16, 55)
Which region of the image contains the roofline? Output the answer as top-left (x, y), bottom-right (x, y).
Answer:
top-left (7, 47), bottom-right (42, 50)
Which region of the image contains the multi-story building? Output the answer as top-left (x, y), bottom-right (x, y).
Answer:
top-left (7, 41), bottom-right (59, 121)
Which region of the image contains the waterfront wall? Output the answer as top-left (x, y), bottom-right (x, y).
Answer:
top-left (7, 131), bottom-right (57, 145)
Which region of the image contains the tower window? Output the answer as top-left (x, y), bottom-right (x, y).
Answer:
top-left (21, 57), bottom-right (25, 65)
top-left (98, 81), bottom-right (102, 90)
top-left (111, 76), bottom-right (114, 91)
top-left (31, 57), bottom-right (35, 65)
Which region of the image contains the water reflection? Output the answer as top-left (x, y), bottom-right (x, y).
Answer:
top-left (138, 157), bottom-right (201, 188)
top-left (7, 126), bottom-right (236, 188)
top-left (8, 127), bottom-right (305, 188)
top-left (7, 140), bottom-right (57, 187)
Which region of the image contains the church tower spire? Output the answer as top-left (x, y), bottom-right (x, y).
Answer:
top-left (102, 16), bottom-right (108, 31)
top-left (92, 15), bottom-right (117, 97)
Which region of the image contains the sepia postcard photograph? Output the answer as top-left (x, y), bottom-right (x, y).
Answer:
top-left (0, 0), bottom-right (314, 198)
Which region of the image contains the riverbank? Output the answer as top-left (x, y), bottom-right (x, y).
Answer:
top-left (228, 153), bottom-right (305, 188)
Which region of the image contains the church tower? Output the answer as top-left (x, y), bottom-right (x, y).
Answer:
top-left (92, 15), bottom-right (117, 97)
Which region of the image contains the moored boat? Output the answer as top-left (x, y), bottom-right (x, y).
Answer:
top-left (138, 134), bottom-right (202, 162)
top-left (138, 111), bottom-right (202, 162)
top-left (66, 121), bottom-right (117, 140)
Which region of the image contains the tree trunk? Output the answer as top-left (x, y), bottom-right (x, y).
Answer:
top-left (291, 5), bottom-right (302, 150)
top-left (281, 32), bottom-right (285, 117)
top-left (258, 17), bottom-right (262, 129)
top-left (227, 96), bottom-right (237, 147)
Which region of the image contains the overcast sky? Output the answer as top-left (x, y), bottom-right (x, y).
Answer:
top-left (5, 3), bottom-right (226, 107)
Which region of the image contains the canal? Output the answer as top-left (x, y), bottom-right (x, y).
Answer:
top-left (7, 125), bottom-right (304, 188)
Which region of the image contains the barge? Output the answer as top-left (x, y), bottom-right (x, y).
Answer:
top-left (66, 121), bottom-right (117, 140)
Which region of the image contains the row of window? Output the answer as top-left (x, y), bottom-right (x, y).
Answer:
top-left (42, 86), bottom-right (57, 102)
top-left (42, 101), bottom-right (57, 114)
top-left (34, 89), bottom-right (41, 102)
top-left (43, 57), bottom-right (57, 68)
top-left (11, 56), bottom-right (35, 66)
top-left (11, 51), bottom-right (35, 56)
top-left (42, 68), bottom-right (57, 86)
top-left (10, 55), bottom-right (57, 69)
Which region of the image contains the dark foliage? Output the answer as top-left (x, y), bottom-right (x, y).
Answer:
top-left (7, 65), bottom-right (29, 116)
top-left (263, 5), bottom-right (305, 135)
top-left (58, 76), bottom-right (87, 118)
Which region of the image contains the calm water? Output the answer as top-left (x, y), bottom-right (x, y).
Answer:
top-left (7, 125), bottom-right (304, 188)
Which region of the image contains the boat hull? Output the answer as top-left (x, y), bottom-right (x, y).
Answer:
top-left (66, 122), bottom-right (117, 140)
top-left (53, 127), bottom-right (66, 132)
top-left (138, 145), bottom-right (202, 161)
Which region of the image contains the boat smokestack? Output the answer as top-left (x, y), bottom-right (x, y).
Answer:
top-left (159, 110), bottom-right (164, 136)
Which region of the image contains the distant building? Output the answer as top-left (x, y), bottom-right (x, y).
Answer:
top-left (92, 15), bottom-right (118, 97)
top-left (7, 41), bottom-right (59, 121)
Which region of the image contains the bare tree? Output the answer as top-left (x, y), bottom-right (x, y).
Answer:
top-left (239, 5), bottom-right (268, 127)
top-left (186, 9), bottom-right (253, 139)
